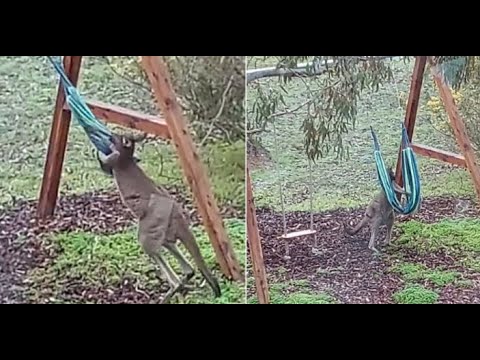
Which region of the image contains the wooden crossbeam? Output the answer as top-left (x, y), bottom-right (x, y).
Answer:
top-left (411, 143), bottom-right (466, 168)
top-left (247, 166), bottom-right (270, 304)
top-left (64, 99), bottom-right (170, 139)
top-left (38, 56), bottom-right (83, 218)
top-left (140, 56), bottom-right (243, 282)
top-left (429, 57), bottom-right (480, 200)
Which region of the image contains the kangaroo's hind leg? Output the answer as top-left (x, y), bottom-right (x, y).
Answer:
top-left (384, 212), bottom-right (395, 245)
top-left (163, 243), bottom-right (195, 281)
top-left (163, 242), bottom-right (197, 292)
top-left (150, 252), bottom-right (184, 304)
top-left (139, 224), bottom-right (183, 304)
top-left (367, 221), bottom-right (381, 254)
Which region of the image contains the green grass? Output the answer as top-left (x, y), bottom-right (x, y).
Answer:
top-left (248, 58), bottom-right (476, 212)
top-left (393, 284), bottom-right (439, 304)
top-left (465, 259), bottom-right (480, 272)
top-left (0, 57), bottom-right (245, 208)
top-left (137, 139), bottom-right (245, 209)
top-left (26, 218), bottom-right (245, 304)
top-left (268, 291), bottom-right (336, 304)
top-left (455, 279), bottom-right (474, 288)
top-left (395, 219), bottom-right (480, 255)
top-left (249, 280), bottom-right (337, 304)
top-left (387, 219), bottom-right (480, 302)
top-left (0, 56), bottom-right (246, 304)
top-left (390, 262), bottom-right (460, 287)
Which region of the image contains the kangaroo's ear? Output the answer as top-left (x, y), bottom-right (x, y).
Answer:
top-left (123, 137), bottom-right (132, 148)
top-left (124, 132), bottom-right (147, 143)
top-left (110, 133), bottom-right (123, 147)
top-left (132, 132), bottom-right (147, 142)
top-left (387, 166), bottom-right (396, 179)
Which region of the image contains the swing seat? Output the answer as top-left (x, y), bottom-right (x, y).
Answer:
top-left (279, 229), bottom-right (317, 239)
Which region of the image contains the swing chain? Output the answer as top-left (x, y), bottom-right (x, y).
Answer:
top-left (272, 117), bottom-right (288, 237)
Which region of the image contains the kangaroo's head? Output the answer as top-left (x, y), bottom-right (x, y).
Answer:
top-left (387, 166), bottom-right (396, 181)
top-left (97, 132), bottom-right (146, 176)
top-left (110, 133), bottom-right (138, 160)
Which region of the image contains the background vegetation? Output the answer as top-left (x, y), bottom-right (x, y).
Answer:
top-left (0, 56), bottom-right (245, 304)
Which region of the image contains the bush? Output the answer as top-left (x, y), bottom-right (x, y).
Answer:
top-left (424, 61), bottom-right (480, 153)
top-left (105, 56), bottom-right (245, 145)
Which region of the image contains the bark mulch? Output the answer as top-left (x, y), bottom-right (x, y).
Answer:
top-left (0, 187), bottom-right (242, 303)
top-left (254, 196), bottom-right (480, 304)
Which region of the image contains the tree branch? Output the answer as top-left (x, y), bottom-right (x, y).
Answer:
top-left (246, 99), bottom-right (313, 134)
top-left (199, 75), bottom-right (234, 146)
top-left (246, 56), bottom-right (398, 83)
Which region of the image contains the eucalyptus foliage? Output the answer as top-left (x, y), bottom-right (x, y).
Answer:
top-left (104, 56), bottom-right (245, 145)
top-left (248, 56), bottom-right (480, 162)
top-left (248, 56), bottom-right (400, 161)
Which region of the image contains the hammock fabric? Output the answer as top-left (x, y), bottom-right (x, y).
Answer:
top-left (47, 56), bottom-right (113, 155)
top-left (370, 124), bottom-right (421, 215)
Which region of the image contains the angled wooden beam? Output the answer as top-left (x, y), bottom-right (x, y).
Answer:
top-left (247, 166), bottom-right (270, 304)
top-left (38, 56), bottom-right (83, 218)
top-left (63, 99), bottom-right (171, 139)
top-left (429, 57), bottom-right (480, 200)
top-left (411, 143), bottom-right (466, 168)
top-left (395, 56), bottom-right (427, 189)
top-left (140, 56), bottom-right (243, 282)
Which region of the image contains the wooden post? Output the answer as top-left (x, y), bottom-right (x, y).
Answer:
top-left (395, 56), bottom-right (427, 189)
top-left (429, 57), bottom-right (480, 200)
top-left (140, 56), bottom-right (243, 282)
top-left (247, 166), bottom-right (270, 304)
top-left (38, 56), bottom-right (83, 218)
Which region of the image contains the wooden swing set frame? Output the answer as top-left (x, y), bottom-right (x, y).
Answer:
top-left (37, 56), bottom-right (243, 282)
top-left (247, 56), bottom-right (480, 303)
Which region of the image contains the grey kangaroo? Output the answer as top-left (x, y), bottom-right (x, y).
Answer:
top-left (97, 133), bottom-right (221, 303)
top-left (344, 167), bottom-right (409, 253)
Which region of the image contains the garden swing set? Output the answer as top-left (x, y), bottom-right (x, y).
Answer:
top-left (248, 56), bottom-right (480, 304)
top-left (270, 116), bottom-right (317, 258)
top-left (37, 56), bottom-right (243, 282)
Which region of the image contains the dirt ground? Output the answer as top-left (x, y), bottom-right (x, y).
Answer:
top-left (0, 187), bottom-right (242, 304)
top-left (253, 196), bottom-right (480, 304)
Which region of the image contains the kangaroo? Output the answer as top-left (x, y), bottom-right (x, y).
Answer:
top-left (97, 151), bottom-right (141, 177)
top-left (344, 167), bottom-right (409, 253)
top-left (97, 133), bottom-right (221, 303)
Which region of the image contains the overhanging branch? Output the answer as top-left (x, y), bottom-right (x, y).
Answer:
top-left (246, 56), bottom-right (398, 83)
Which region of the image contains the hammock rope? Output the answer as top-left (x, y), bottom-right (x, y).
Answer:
top-left (47, 56), bottom-right (113, 155)
top-left (370, 124), bottom-right (421, 215)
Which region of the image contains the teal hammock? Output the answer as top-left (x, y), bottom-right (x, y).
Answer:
top-left (370, 124), bottom-right (421, 215)
top-left (47, 56), bottom-right (113, 155)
